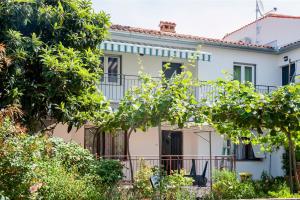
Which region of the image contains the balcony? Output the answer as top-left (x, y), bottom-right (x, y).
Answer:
top-left (98, 73), bottom-right (277, 102)
top-left (101, 155), bottom-right (235, 184)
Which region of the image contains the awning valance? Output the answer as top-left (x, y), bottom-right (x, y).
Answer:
top-left (100, 40), bottom-right (211, 62)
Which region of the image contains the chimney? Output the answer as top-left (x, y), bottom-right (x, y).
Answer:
top-left (159, 21), bottom-right (176, 33)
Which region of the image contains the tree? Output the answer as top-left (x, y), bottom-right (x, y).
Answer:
top-left (0, 0), bottom-right (111, 132)
top-left (104, 68), bottom-right (200, 182)
top-left (202, 78), bottom-right (300, 192)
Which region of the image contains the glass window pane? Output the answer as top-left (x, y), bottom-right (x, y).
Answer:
top-left (108, 57), bottom-right (119, 82)
top-left (233, 66), bottom-right (241, 82)
top-left (245, 66), bottom-right (253, 82)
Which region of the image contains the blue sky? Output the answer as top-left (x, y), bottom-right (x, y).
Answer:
top-left (92, 0), bottom-right (300, 39)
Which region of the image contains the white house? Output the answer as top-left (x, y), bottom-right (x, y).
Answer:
top-left (53, 14), bottom-right (300, 182)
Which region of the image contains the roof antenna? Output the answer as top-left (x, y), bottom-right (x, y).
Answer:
top-left (255, 0), bottom-right (264, 44)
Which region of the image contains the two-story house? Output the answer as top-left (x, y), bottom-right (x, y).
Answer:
top-left (53, 13), bottom-right (300, 182)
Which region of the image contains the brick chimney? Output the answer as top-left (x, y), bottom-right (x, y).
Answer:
top-left (159, 21), bottom-right (176, 33)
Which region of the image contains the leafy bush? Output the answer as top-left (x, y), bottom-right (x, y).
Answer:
top-left (50, 137), bottom-right (96, 175)
top-left (133, 160), bottom-right (154, 198)
top-left (0, 133), bottom-right (51, 198)
top-left (209, 170), bottom-right (256, 199)
top-left (95, 158), bottom-right (124, 185)
top-left (37, 161), bottom-right (102, 200)
top-left (205, 170), bottom-right (300, 199)
top-left (160, 170), bottom-right (194, 200)
top-left (0, 120), bottom-right (104, 199)
top-left (133, 161), bottom-right (194, 200)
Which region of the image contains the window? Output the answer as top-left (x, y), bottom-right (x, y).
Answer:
top-left (235, 138), bottom-right (261, 161)
top-left (282, 63), bottom-right (296, 85)
top-left (233, 64), bottom-right (255, 83)
top-left (100, 55), bottom-right (121, 84)
top-left (162, 62), bottom-right (182, 79)
top-left (84, 127), bottom-right (127, 158)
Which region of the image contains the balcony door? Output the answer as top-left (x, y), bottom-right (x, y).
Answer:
top-left (282, 63), bottom-right (295, 85)
top-left (161, 130), bottom-right (183, 173)
top-left (162, 62), bottom-right (182, 79)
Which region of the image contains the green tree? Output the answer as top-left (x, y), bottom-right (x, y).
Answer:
top-left (202, 79), bottom-right (300, 192)
top-left (0, 0), bottom-right (111, 132)
top-left (104, 68), bottom-right (200, 182)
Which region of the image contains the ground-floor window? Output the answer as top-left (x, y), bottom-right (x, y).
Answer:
top-left (84, 127), bottom-right (127, 158)
top-left (235, 138), bottom-right (260, 161)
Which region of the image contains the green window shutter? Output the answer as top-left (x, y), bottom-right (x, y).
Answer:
top-left (245, 66), bottom-right (253, 82)
top-left (233, 65), bottom-right (241, 82)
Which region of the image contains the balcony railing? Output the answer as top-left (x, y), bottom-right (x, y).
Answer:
top-left (101, 155), bottom-right (235, 184)
top-left (98, 73), bottom-right (277, 102)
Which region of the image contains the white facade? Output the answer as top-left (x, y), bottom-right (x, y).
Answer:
top-left (53, 17), bottom-right (300, 181)
top-left (223, 14), bottom-right (300, 47)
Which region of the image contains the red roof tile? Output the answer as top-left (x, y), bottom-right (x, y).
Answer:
top-left (223, 13), bottom-right (300, 39)
top-left (110, 24), bottom-right (273, 50)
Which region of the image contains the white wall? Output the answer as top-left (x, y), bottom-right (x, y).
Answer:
top-left (224, 17), bottom-right (300, 47)
top-left (199, 46), bottom-right (280, 86)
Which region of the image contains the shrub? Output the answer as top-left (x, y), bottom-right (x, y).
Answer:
top-left (209, 170), bottom-right (256, 199)
top-left (50, 137), bottom-right (96, 175)
top-left (95, 158), bottom-right (124, 185)
top-left (0, 133), bottom-right (51, 198)
top-left (0, 120), bottom-right (104, 199)
top-left (160, 170), bottom-right (194, 200)
top-left (133, 160), bottom-right (154, 198)
top-left (37, 161), bottom-right (102, 200)
top-left (133, 160), bottom-right (195, 200)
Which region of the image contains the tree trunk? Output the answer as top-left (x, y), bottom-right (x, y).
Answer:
top-left (292, 140), bottom-right (300, 191)
top-left (127, 128), bottom-right (134, 183)
top-left (158, 121), bottom-right (162, 169)
top-left (288, 133), bottom-right (294, 193)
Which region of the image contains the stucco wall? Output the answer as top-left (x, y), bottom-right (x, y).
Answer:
top-left (224, 17), bottom-right (300, 47)
top-left (198, 46), bottom-right (280, 86)
top-left (52, 123), bottom-right (284, 179)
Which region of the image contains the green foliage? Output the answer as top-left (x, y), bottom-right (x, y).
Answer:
top-left (0, 119), bottom-right (105, 199)
top-left (209, 170), bottom-right (256, 200)
top-left (36, 161), bottom-right (102, 200)
top-left (49, 137), bottom-right (96, 175)
top-left (107, 70), bottom-right (200, 133)
top-left (159, 170), bottom-right (194, 200)
top-left (202, 80), bottom-right (299, 149)
top-left (205, 170), bottom-right (300, 199)
top-left (0, 0), bottom-right (111, 131)
top-left (133, 160), bottom-right (154, 198)
top-left (133, 161), bottom-right (194, 200)
top-left (95, 159), bottom-right (124, 185)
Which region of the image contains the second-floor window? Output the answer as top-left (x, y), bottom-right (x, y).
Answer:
top-left (233, 64), bottom-right (255, 83)
top-left (100, 55), bottom-right (121, 84)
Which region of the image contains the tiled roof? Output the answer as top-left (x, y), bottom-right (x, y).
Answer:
top-left (223, 13), bottom-right (300, 39)
top-left (110, 24), bottom-right (274, 50)
top-left (280, 40), bottom-right (300, 51)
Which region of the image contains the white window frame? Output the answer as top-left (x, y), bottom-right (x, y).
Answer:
top-left (233, 64), bottom-right (255, 83)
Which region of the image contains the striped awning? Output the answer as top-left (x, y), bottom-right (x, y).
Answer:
top-left (100, 40), bottom-right (211, 62)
